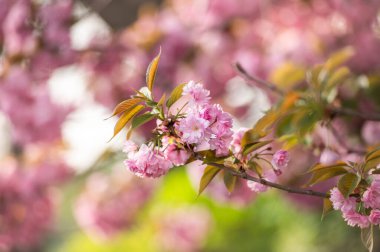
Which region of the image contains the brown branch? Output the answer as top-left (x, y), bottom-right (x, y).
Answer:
top-left (208, 162), bottom-right (330, 199)
top-left (331, 107), bottom-right (380, 121)
top-left (235, 62), bottom-right (284, 96)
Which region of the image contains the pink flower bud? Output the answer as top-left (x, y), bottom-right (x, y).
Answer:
top-left (272, 150), bottom-right (290, 171)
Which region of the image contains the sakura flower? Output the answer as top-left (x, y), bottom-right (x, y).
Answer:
top-left (362, 179), bottom-right (380, 209)
top-left (230, 128), bottom-right (249, 160)
top-left (271, 150), bottom-right (290, 172)
top-left (182, 81), bottom-right (210, 106)
top-left (123, 140), bottom-right (138, 153)
top-left (176, 114), bottom-right (209, 144)
top-left (369, 210), bottom-right (380, 225)
top-left (124, 144), bottom-right (173, 178)
top-left (329, 187), bottom-right (356, 212)
top-left (161, 136), bottom-right (190, 166)
top-left (342, 211), bottom-right (370, 228)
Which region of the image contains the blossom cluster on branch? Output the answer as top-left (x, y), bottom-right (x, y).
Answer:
top-left (111, 51), bottom-right (380, 252)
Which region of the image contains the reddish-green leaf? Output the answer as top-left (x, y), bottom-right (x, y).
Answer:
top-left (242, 140), bottom-right (272, 156)
top-left (307, 167), bottom-right (348, 186)
top-left (166, 83), bottom-right (186, 108)
top-left (361, 225), bottom-right (374, 252)
top-left (146, 49), bottom-right (161, 91)
top-left (131, 113), bottom-right (156, 129)
top-left (308, 162), bottom-right (349, 173)
top-left (107, 98), bottom-right (142, 119)
top-left (321, 198), bottom-right (333, 221)
top-left (365, 146), bottom-right (380, 161)
top-left (241, 129), bottom-right (262, 148)
top-left (223, 171), bottom-right (237, 193)
top-left (198, 165), bottom-right (221, 195)
top-left (338, 173), bottom-right (360, 198)
top-left (110, 105), bottom-right (144, 141)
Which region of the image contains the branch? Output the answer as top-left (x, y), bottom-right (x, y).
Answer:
top-left (235, 62), bottom-right (284, 96)
top-left (208, 162), bottom-right (329, 199)
top-left (331, 107), bottom-right (380, 122)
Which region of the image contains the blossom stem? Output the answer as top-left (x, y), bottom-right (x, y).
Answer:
top-left (208, 162), bottom-right (330, 198)
top-left (235, 63), bottom-right (284, 95)
top-left (331, 107), bottom-right (380, 121)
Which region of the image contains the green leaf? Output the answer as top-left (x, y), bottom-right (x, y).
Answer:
top-left (166, 83), bottom-right (186, 108)
top-left (365, 155), bottom-right (380, 172)
top-left (157, 93), bottom-right (166, 107)
top-left (307, 167), bottom-right (348, 186)
top-left (223, 171), bottom-right (237, 193)
top-left (308, 162), bottom-right (349, 173)
top-left (337, 173), bottom-right (360, 198)
top-left (365, 146), bottom-right (380, 161)
top-left (253, 109), bottom-right (279, 135)
top-left (106, 98), bottom-right (142, 119)
top-left (198, 165), bottom-right (221, 196)
top-left (361, 225), bottom-right (373, 252)
top-left (146, 49), bottom-right (161, 91)
top-left (247, 160), bottom-right (263, 176)
top-left (242, 140), bottom-right (272, 156)
top-left (131, 113), bottom-right (156, 129)
top-left (110, 105), bottom-right (144, 141)
top-left (321, 198), bottom-right (333, 221)
top-left (241, 129), bottom-right (262, 148)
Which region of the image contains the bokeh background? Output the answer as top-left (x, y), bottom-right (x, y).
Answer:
top-left (0, 0), bottom-right (380, 251)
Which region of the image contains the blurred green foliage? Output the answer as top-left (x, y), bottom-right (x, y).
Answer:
top-left (50, 168), bottom-right (372, 252)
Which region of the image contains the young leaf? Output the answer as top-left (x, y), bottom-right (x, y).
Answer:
top-left (241, 129), bottom-right (262, 148)
top-left (146, 49), bottom-right (161, 91)
top-left (253, 109), bottom-right (279, 135)
top-left (131, 113), bottom-right (156, 130)
top-left (308, 162), bottom-right (349, 173)
top-left (321, 198), bottom-right (333, 221)
top-left (110, 105), bottom-right (144, 141)
top-left (269, 62), bottom-right (305, 90)
top-left (324, 47), bottom-right (355, 71)
top-left (325, 66), bottom-right (350, 91)
top-left (361, 225), bottom-right (373, 252)
top-left (307, 167), bottom-right (347, 186)
top-left (242, 140), bottom-right (272, 156)
top-left (337, 173), bottom-right (360, 198)
top-left (166, 83), bottom-right (186, 108)
top-left (157, 93), bottom-right (166, 107)
top-left (198, 165), bottom-right (221, 195)
top-left (223, 171), bottom-right (237, 193)
top-left (107, 98), bottom-right (142, 119)
top-left (365, 146), bottom-right (380, 161)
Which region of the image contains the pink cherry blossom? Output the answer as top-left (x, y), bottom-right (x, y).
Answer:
top-left (182, 80), bottom-right (210, 106)
top-left (329, 187), bottom-right (356, 212)
top-left (271, 150), bottom-right (290, 172)
top-left (342, 211), bottom-right (370, 228)
top-left (231, 128), bottom-right (248, 156)
top-left (362, 179), bottom-right (380, 209)
top-left (176, 114), bottom-right (209, 144)
top-left (124, 144), bottom-right (173, 178)
top-left (369, 209), bottom-right (380, 225)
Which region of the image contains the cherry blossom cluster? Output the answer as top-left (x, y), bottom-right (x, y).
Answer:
top-left (123, 81), bottom-right (290, 187)
top-left (330, 175), bottom-right (380, 228)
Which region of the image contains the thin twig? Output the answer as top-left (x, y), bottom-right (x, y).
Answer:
top-left (235, 62), bottom-right (284, 96)
top-left (208, 162), bottom-right (329, 198)
top-left (331, 107), bottom-right (380, 122)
